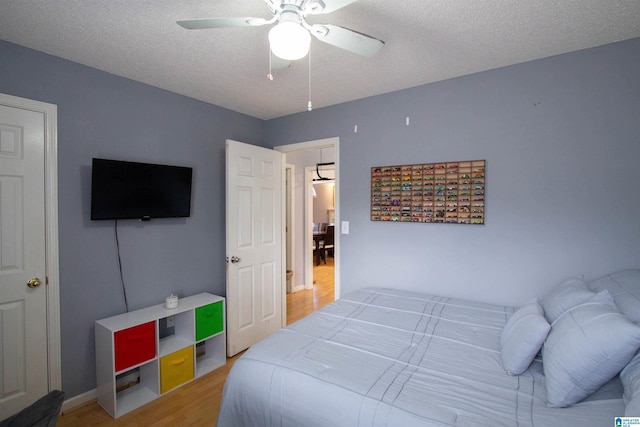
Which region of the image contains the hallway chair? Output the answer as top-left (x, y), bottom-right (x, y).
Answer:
top-left (321, 225), bottom-right (334, 264)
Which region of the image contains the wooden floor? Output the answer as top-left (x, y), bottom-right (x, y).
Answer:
top-left (287, 256), bottom-right (335, 324)
top-left (57, 258), bottom-right (334, 426)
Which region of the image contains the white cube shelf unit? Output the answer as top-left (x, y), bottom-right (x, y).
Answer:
top-left (95, 292), bottom-right (225, 418)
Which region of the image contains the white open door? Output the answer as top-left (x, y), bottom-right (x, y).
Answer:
top-left (225, 140), bottom-right (284, 357)
top-left (0, 100), bottom-right (50, 418)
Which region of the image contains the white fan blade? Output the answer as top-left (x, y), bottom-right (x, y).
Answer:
top-left (264, 0), bottom-right (282, 14)
top-left (310, 24), bottom-right (384, 57)
top-left (177, 17), bottom-right (268, 30)
top-left (305, 0), bottom-right (357, 15)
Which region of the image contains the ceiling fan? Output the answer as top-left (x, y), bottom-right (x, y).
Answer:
top-left (177, 0), bottom-right (385, 61)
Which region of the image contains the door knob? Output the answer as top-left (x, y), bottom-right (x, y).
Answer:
top-left (230, 256), bottom-right (240, 264)
top-left (27, 277), bottom-right (42, 288)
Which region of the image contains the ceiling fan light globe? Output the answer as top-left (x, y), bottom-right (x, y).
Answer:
top-left (268, 21), bottom-right (311, 60)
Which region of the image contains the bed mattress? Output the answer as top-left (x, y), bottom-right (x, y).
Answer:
top-left (217, 288), bottom-right (624, 426)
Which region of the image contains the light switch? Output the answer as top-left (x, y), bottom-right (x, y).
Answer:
top-left (341, 221), bottom-right (349, 234)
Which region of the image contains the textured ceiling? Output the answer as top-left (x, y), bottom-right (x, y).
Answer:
top-left (1, 0), bottom-right (639, 120)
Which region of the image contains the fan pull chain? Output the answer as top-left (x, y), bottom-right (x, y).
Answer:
top-left (307, 46), bottom-right (313, 111)
top-left (267, 49), bottom-right (274, 81)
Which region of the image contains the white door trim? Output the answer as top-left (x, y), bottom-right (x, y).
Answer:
top-left (0, 93), bottom-right (61, 391)
top-left (274, 137), bottom-right (340, 300)
top-left (304, 166), bottom-right (315, 291)
top-left (284, 163), bottom-right (296, 294)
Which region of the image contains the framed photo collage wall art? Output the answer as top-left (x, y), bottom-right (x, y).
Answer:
top-left (371, 160), bottom-right (485, 224)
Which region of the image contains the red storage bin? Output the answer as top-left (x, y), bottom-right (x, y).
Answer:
top-left (114, 321), bottom-right (155, 372)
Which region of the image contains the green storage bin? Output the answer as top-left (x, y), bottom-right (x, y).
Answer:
top-left (195, 301), bottom-right (224, 341)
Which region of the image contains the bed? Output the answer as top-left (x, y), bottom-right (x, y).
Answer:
top-left (218, 270), bottom-right (640, 426)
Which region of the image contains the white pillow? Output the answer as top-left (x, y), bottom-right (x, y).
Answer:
top-left (621, 352), bottom-right (640, 416)
top-left (540, 276), bottom-right (594, 323)
top-left (588, 269), bottom-right (640, 322)
top-left (543, 292), bottom-right (640, 407)
top-left (500, 299), bottom-right (550, 375)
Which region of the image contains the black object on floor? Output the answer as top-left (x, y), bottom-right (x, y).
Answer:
top-left (0, 390), bottom-right (65, 427)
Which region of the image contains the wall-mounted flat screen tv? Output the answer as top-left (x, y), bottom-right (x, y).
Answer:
top-left (91, 158), bottom-right (193, 221)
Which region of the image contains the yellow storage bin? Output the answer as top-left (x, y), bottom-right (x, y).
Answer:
top-left (160, 346), bottom-right (194, 394)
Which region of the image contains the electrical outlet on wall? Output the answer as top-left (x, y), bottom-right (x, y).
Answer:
top-left (166, 315), bottom-right (175, 328)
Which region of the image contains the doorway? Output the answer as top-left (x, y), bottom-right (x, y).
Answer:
top-left (275, 138), bottom-right (339, 324)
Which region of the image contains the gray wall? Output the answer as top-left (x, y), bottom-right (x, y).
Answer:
top-left (0, 40), bottom-right (265, 398)
top-left (265, 37), bottom-right (640, 306)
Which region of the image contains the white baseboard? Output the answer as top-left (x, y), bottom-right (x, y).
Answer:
top-left (61, 388), bottom-right (96, 414)
top-left (291, 284), bottom-right (305, 293)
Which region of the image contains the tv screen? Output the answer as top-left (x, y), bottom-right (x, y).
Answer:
top-left (91, 158), bottom-right (193, 221)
